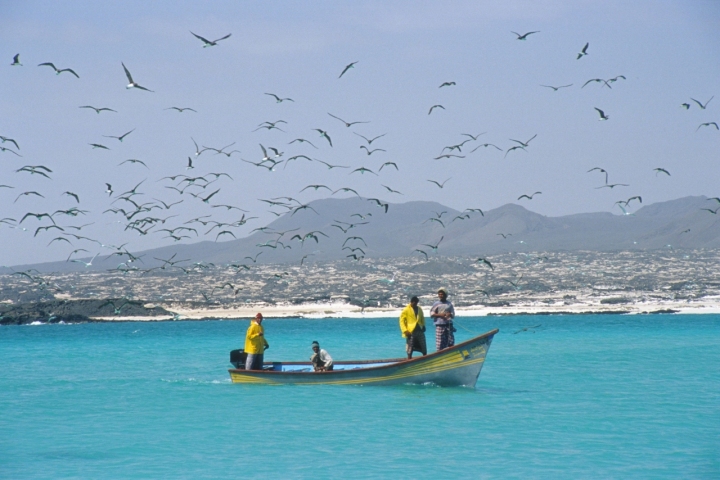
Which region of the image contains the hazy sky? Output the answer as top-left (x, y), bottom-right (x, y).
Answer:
top-left (1, 1), bottom-right (718, 266)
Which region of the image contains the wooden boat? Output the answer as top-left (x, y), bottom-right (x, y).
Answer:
top-left (228, 328), bottom-right (498, 387)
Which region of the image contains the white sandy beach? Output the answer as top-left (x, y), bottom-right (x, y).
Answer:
top-left (89, 297), bottom-right (720, 321)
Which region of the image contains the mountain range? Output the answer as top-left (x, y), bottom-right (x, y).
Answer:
top-left (4, 195), bottom-right (719, 273)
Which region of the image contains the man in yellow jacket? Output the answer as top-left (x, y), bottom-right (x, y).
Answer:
top-left (245, 313), bottom-right (269, 370)
top-left (399, 296), bottom-right (427, 359)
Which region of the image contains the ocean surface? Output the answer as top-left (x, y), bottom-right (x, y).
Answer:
top-left (1, 314), bottom-right (719, 479)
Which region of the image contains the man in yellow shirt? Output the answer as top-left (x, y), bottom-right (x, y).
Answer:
top-left (245, 313), bottom-right (269, 370)
top-left (399, 296), bottom-right (426, 359)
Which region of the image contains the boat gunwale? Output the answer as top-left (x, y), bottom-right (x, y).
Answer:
top-left (228, 328), bottom-right (499, 376)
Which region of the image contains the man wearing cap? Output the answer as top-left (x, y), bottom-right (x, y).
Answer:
top-left (244, 313), bottom-right (269, 370)
top-left (399, 296), bottom-right (427, 359)
top-left (430, 288), bottom-right (456, 350)
top-left (310, 341), bottom-right (333, 371)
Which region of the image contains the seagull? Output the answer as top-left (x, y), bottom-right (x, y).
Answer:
top-left (38, 62), bottom-right (79, 78)
top-left (514, 324), bottom-right (541, 334)
top-left (681, 103), bottom-right (691, 110)
top-left (435, 154), bottom-right (465, 159)
top-left (119, 158), bottom-right (148, 168)
top-left (367, 198), bottom-right (389, 213)
top-left (518, 192), bottom-right (541, 200)
top-left (328, 113), bottom-right (369, 128)
top-left (654, 168), bottom-right (670, 176)
top-left (427, 178), bottom-right (451, 188)
top-left (105, 183), bottom-right (113, 196)
top-left (583, 78), bottom-right (612, 89)
top-left (461, 132), bottom-right (486, 141)
top-left (382, 185), bottom-right (403, 195)
top-left (71, 252), bottom-right (100, 268)
top-left (476, 257), bottom-right (494, 270)
top-left (332, 187), bottom-right (360, 196)
top-left (414, 249), bottom-right (428, 261)
top-left (89, 143), bottom-right (110, 150)
top-left (11, 54), bottom-right (22, 66)
top-left (351, 167), bottom-right (377, 176)
top-left (378, 162), bottom-right (399, 171)
top-left (0, 146), bottom-right (22, 156)
top-left (509, 134), bottom-right (537, 147)
top-left (511, 31), bottom-right (539, 40)
top-left (190, 31), bottom-right (232, 47)
top-left (439, 81), bottom-right (456, 88)
top-left (359, 146), bottom-right (386, 155)
top-left (338, 61), bottom-right (358, 78)
top-left (588, 167), bottom-right (609, 184)
top-left (80, 106), bottom-right (117, 114)
top-left (595, 184), bottom-right (629, 189)
top-left (62, 191), bottom-right (80, 203)
top-left (702, 207), bottom-right (720, 214)
top-left (0, 136), bottom-right (20, 150)
top-left (691, 96), bottom-right (714, 109)
top-left (497, 233), bottom-right (512, 239)
top-left (122, 62), bottom-right (153, 91)
top-left (422, 236), bottom-right (444, 252)
top-left (265, 93), bottom-right (294, 103)
top-left (288, 138), bottom-right (318, 149)
top-left (14, 191), bottom-right (44, 203)
top-left (16, 165), bottom-right (52, 179)
top-left (186, 157), bottom-right (194, 170)
top-left (313, 129), bottom-right (333, 147)
top-left (103, 128), bottom-right (135, 142)
top-left (354, 132), bottom-right (387, 145)
top-left (428, 105), bottom-right (445, 115)
top-left (576, 42), bottom-right (589, 59)
top-left (470, 143), bottom-right (502, 153)
top-left (504, 145), bottom-right (526, 158)
top-left (541, 84), bottom-right (573, 91)
top-left (166, 107), bottom-right (197, 113)
top-left (696, 122), bottom-right (719, 131)
top-left (594, 107), bottom-right (609, 120)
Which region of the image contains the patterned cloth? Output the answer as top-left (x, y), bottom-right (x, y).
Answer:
top-left (435, 324), bottom-right (455, 350)
top-left (406, 325), bottom-right (427, 356)
top-left (245, 353), bottom-right (264, 370)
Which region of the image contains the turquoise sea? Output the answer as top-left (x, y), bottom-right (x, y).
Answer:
top-left (1, 314), bottom-right (719, 479)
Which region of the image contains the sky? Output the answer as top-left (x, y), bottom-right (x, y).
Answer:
top-left (1, 1), bottom-right (719, 267)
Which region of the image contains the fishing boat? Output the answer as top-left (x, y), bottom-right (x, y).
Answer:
top-left (228, 328), bottom-right (498, 387)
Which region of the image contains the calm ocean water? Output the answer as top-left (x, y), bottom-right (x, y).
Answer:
top-left (1, 314), bottom-right (718, 479)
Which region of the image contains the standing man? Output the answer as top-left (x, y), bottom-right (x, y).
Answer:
top-left (245, 312), bottom-right (269, 370)
top-left (310, 341), bottom-right (334, 371)
top-left (430, 288), bottom-right (456, 351)
top-left (399, 296), bottom-right (427, 359)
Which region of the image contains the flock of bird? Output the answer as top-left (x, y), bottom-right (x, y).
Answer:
top-left (2, 29), bottom-right (718, 302)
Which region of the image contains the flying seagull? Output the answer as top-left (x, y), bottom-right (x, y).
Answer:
top-left (338, 61), bottom-right (358, 78)
top-left (427, 178), bottom-right (451, 189)
top-left (38, 62), bottom-right (79, 78)
top-left (265, 93), bottom-right (294, 103)
top-left (653, 168), bottom-right (670, 176)
top-left (103, 128), bottom-right (135, 142)
top-left (476, 257), bottom-right (494, 270)
top-left (313, 129), bottom-right (333, 147)
top-left (696, 122), bottom-right (719, 131)
top-left (541, 84), bottom-right (573, 91)
top-left (190, 31), bottom-right (232, 47)
top-left (354, 132), bottom-right (387, 145)
top-left (166, 107), bottom-right (197, 113)
top-left (588, 167), bottom-right (609, 184)
top-left (428, 105), bottom-right (445, 115)
top-left (511, 31), bottom-right (539, 40)
top-left (328, 113), bottom-right (369, 128)
top-left (439, 81), bottom-right (456, 88)
top-left (122, 62), bottom-right (153, 92)
top-left (691, 96), bottom-right (714, 110)
top-left (594, 107), bottom-right (609, 120)
top-left (518, 192), bottom-right (541, 200)
top-left (576, 42), bottom-right (589, 59)
top-left (80, 106), bottom-right (117, 114)
top-left (11, 54), bottom-right (22, 66)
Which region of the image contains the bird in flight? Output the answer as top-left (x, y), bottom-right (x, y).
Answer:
top-left (359, 146), bottom-right (386, 155)
top-left (122, 62), bottom-right (153, 91)
top-left (476, 257), bottom-right (494, 270)
top-left (582, 78), bottom-right (612, 89)
top-left (80, 106), bottom-right (117, 114)
top-left (653, 168), bottom-right (670, 176)
top-left (427, 178), bottom-right (451, 189)
top-left (11, 53), bottom-right (21, 66)
top-left (103, 128), bottom-right (135, 142)
top-left (439, 81), bottom-right (456, 88)
top-left (422, 236), bottom-right (444, 252)
top-left (354, 132), bottom-right (386, 145)
top-left (511, 31), bottom-right (539, 40)
top-left (166, 107), bottom-right (197, 113)
top-left (497, 233), bottom-right (512, 239)
top-left (691, 96), bottom-right (714, 109)
top-left (190, 31), bottom-right (232, 47)
top-left (38, 62), bottom-right (79, 78)
top-left (696, 122), bottom-right (719, 131)
top-left (541, 84), bottom-right (573, 91)
top-left (1, 136), bottom-right (20, 150)
top-left (414, 249), bottom-right (428, 261)
top-left (313, 129), bottom-right (333, 147)
top-left (265, 93), bottom-right (294, 103)
top-left (594, 107), bottom-right (609, 120)
top-left (351, 167), bottom-right (377, 176)
top-left (595, 183), bottom-right (629, 189)
top-left (587, 167), bottom-right (609, 184)
top-left (514, 324), bottom-right (541, 334)
top-left (328, 113), bottom-right (369, 128)
top-left (509, 134), bottom-right (537, 148)
top-left (382, 185), bottom-right (402, 195)
top-left (576, 42), bottom-right (589, 59)
top-left (379, 162), bottom-right (399, 171)
top-left (338, 61), bottom-right (358, 78)
top-left (518, 192), bottom-right (541, 200)
top-left (428, 105), bottom-right (445, 115)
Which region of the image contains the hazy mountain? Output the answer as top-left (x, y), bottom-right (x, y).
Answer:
top-left (4, 196), bottom-right (719, 274)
